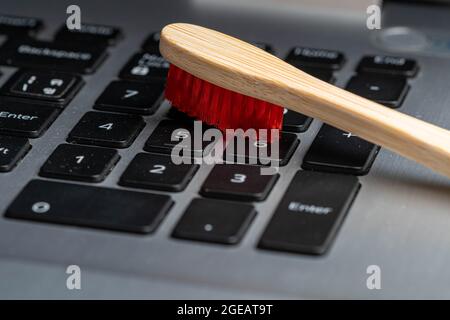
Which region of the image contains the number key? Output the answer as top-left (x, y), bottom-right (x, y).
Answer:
top-left (119, 153), bottom-right (199, 191)
top-left (68, 111), bottom-right (145, 148)
top-left (5, 180), bottom-right (173, 234)
top-left (95, 80), bottom-right (164, 115)
top-left (223, 132), bottom-right (299, 166)
top-left (200, 164), bottom-right (279, 201)
top-left (144, 120), bottom-right (215, 157)
top-left (39, 144), bottom-right (120, 182)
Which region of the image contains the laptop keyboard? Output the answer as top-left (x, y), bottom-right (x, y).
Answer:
top-left (0, 16), bottom-right (419, 255)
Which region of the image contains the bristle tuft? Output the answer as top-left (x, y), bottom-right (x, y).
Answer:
top-left (164, 64), bottom-right (284, 135)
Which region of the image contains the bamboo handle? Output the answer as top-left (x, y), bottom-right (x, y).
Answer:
top-left (160, 23), bottom-right (450, 178)
top-left (287, 78), bottom-right (450, 178)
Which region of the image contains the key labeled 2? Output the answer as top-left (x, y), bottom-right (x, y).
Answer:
top-left (119, 153), bottom-right (199, 192)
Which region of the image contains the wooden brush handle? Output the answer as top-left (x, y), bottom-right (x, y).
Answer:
top-left (160, 23), bottom-right (450, 178)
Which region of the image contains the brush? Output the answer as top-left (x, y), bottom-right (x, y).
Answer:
top-left (160, 23), bottom-right (450, 178)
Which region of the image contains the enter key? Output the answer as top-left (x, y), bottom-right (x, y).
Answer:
top-left (258, 171), bottom-right (360, 255)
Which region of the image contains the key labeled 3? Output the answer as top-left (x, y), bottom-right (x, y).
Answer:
top-left (201, 164), bottom-right (279, 201)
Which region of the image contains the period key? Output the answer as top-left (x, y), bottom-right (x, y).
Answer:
top-left (258, 171), bottom-right (360, 255)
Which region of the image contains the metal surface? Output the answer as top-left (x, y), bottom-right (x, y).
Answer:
top-left (0, 0), bottom-right (449, 299)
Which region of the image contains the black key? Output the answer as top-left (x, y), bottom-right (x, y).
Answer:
top-left (68, 111), bottom-right (144, 148)
top-left (0, 14), bottom-right (42, 36)
top-left (54, 23), bottom-right (122, 45)
top-left (5, 180), bottom-right (173, 234)
top-left (95, 80), bottom-right (164, 115)
top-left (258, 171), bottom-right (360, 255)
top-left (200, 164), bottom-right (279, 201)
top-left (345, 75), bottom-right (409, 108)
top-left (144, 120), bottom-right (215, 157)
top-left (285, 47), bottom-right (345, 70)
top-left (142, 32), bottom-right (161, 53)
top-left (0, 136), bottom-right (30, 172)
top-left (119, 51), bottom-right (169, 82)
top-left (1, 70), bottom-right (83, 107)
top-left (0, 39), bottom-right (107, 74)
top-left (357, 55), bottom-right (418, 77)
top-left (299, 66), bottom-right (335, 83)
top-left (172, 198), bottom-right (256, 245)
top-left (120, 153), bottom-right (199, 192)
top-left (282, 109), bottom-right (312, 133)
top-left (302, 125), bottom-right (379, 175)
top-left (40, 144), bottom-right (120, 182)
top-left (223, 132), bottom-right (299, 166)
top-left (0, 100), bottom-right (59, 138)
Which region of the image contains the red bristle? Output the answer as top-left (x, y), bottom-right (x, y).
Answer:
top-left (230, 91), bottom-right (243, 130)
top-left (190, 77), bottom-right (203, 115)
top-left (197, 78), bottom-right (211, 120)
top-left (217, 90), bottom-right (233, 128)
top-left (245, 96), bottom-right (257, 130)
top-left (164, 64), bottom-right (284, 136)
top-left (164, 67), bottom-right (177, 106)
